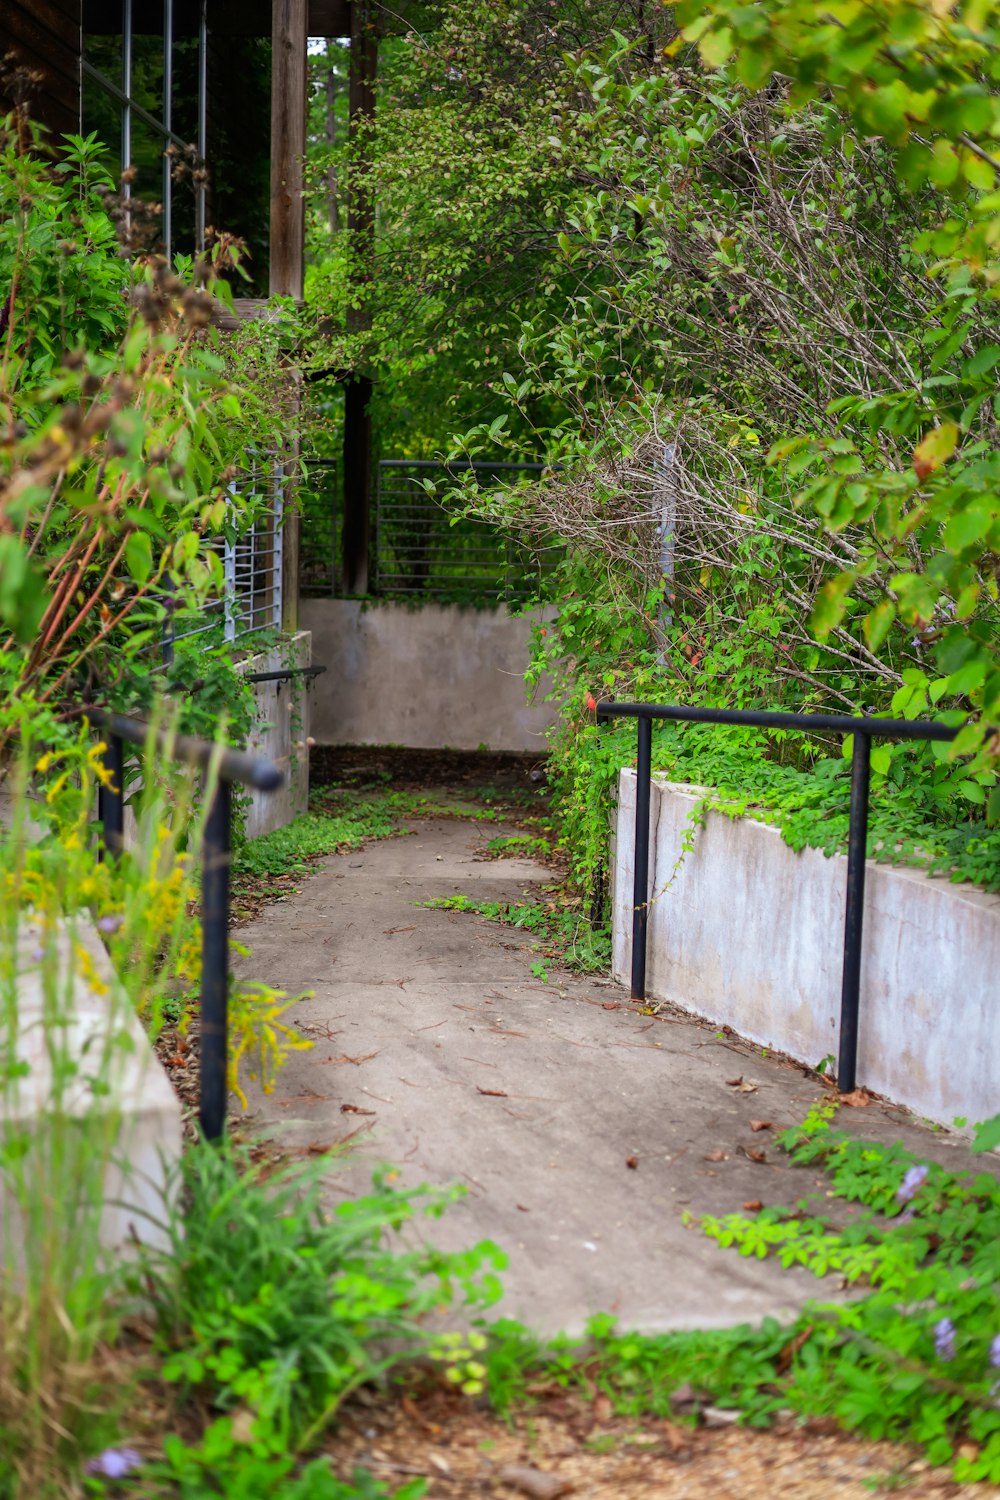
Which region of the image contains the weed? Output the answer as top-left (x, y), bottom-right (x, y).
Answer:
top-left (483, 833), bottom-right (551, 860)
top-left (135, 1141), bottom-right (506, 1460)
top-left (466, 1106), bottom-right (1000, 1485)
top-left (423, 893), bottom-right (611, 975)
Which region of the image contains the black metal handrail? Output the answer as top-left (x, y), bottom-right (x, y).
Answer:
top-left (596, 699), bottom-right (961, 1094)
top-left (88, 710), bottom-right (284, 1142)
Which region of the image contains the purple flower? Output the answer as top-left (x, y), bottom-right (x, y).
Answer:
top-left (896, 1164), bottom-right (929, 1204)
top-left (990, 1334), bottom-right (1000, 1370)
top-left (30, 946), bottom-right (45, 963)
top-left (84, 1447), bottom-right (142, 1479)
top-left (934, 1318), bottom-right (956, 1362)
top-left (96, 913), bottom-right (123, 936)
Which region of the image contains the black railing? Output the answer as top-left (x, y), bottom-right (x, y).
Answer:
top-left (89, 711), bottom-right (284, 1141)
top-left (596, 701), bottom-right (960, 1094)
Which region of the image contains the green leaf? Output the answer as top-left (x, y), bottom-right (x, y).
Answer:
top-left (863, 599), bottom-right (896, 652)
top-left (810, 572), bottom-right (855, 640)
top-left (971, 1113), bottom-right (1000, 1153)
top-left (943, 503), bottom-right (995, 553)
top-left (700, 26), bottom-right (734, 68)
top-left (965, 344), bottom-right (1000, 379)
top-left (125, 530), bottom-right (154, 585)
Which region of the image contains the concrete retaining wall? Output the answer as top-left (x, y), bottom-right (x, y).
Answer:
top-left (238, 630), bottom-right (312, 839)
top-left (301, 599), bottom-right (556, 752)
top-left (612, 770), bottom-right (1000, 1127)
top-left (2, 916), bottom-right (182, 1270)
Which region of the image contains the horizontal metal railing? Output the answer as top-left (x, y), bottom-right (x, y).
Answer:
top-left (89, 710), bottom-right (284, 1141)
top-left (596, 700), bottom-right (961, 1095)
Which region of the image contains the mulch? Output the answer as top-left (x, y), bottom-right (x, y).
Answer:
top-left (309, 744), bottom-right (549, 793)
top-left (324, 1377), bottom-right (990, 1499)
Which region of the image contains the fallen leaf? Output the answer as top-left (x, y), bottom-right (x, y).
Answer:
top-left (340, 1104), bottom-right (376, 1115)
top-left (776, 1324), bottom-right (813, 1373)
top-left (477, 1086), bottom-right (508, 1098)
top-left (592, 1393), bottom-right (613, 1425)
top-left (704, 1150), bottom-right (727, 1162)
top-left (625, 1155), bottom-right (638, 1170)
top-left (742, 1200), bottom-right (763, 1211)
top-left (496, 1465), bottom-right (574, 1499)
top-left (669, 1383), bottom-right (699, 1410)
top-left (702, 1405), bottom-right (741, 1428)
top-left (726, 1075), bottom-right (759, 1093)
top-left (839, 1088), bottom-right (872, 1107)
top-left (601, 1002), bottom-right (621, 1010)
top-left (427, 1453), bottom-right (451, 1475)
top-left (662, 1418), bottom-right (689, 1453)
top-left (229, 1408), bottom-right (255, 1444)
top-left (516, 1203), bottom-right (530, 1212)
top-left (750, 1120), bottom-right (773, 1132)
top-left (743, 1147), bottom-right (767, 1163)
top-left (400, 1394), bottom-right (442, 1436)
top-left (725, 1075), bottom-right (743, 1087)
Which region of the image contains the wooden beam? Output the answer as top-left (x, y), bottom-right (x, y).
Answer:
top-left (308, 0), bottom-right (350, 35)
top-left (269, 0), bottom-right (306, 300)
top-left (341, 0), bottom-right (377, 596)
top-left (269, 0), bottom-right (306, 624)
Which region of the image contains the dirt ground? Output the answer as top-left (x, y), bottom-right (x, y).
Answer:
top-left (309, 745), bottom-right (547, 794)
top-left (327, 1379), bottom-right (995, 1499)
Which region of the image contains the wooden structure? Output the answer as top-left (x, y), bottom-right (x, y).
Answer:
top-left (1, 0), bottom-right (387, 607)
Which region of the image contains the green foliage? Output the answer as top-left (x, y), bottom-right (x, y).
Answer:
top-left (468, 1105), bottom-right (1000, 1485)
top-left (558, 716), bottom-right (1000, 906)
top-left (135, 1140), bottom-right (504, 1468)
top-left (407, 9), bottom-right (1000, 909)
top-left (670, 0), bottom-right (1000, 762)
top-left (0, 120), bottom-right (291, 722)
top-left (114, 631), bottom-right (258, 746)
top-left (232, 791), bottom-right (428, 889)
top-left (423, 892), bottom-right (611, 975)
top-left (482, 832), bottom-right (551, 859)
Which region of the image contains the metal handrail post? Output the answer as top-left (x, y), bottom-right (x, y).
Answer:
top-left (631, 713), bottom-right (653, 1001)
top-left (97, 734), bottom-right (125, 861)
top-left (596, 697), bottom-right (962, 1093)
top-left (837, 730), bottom-right (872, 1094)
top-left (199, 779), bottom-right (232, 1142)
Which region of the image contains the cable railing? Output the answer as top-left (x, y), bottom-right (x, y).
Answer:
top-left (596, 699), bottom-right (960, 1095)
top-left (162, 456), bottom-right (285, 661)
top-left (300, 458), bottom-right (559, 602)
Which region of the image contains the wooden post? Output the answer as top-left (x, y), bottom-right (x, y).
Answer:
top-left (325, 49), bottom-right (340, 235)
top-left (270, 0), bottom-right (307, 301)
top-left (342, 0), bottom-right (377, 596)
top-left (270, 0), bottom-right (307, 628)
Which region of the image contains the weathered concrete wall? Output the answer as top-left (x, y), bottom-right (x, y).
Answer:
top-left (238, 630), bottom-right (312, 839)
top-left (2, 916), bottom-right (182, 1270)
top-left (301, 600), bottom-right (556, 752)
top-left (612, 770), bottom-right (1000, 1128)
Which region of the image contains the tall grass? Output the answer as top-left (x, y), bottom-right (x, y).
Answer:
top-left (0, 714), bottom-right (207, 1497)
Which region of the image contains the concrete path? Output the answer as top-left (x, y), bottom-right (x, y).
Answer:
top-left (236, 812), bottom-right (980, 1338)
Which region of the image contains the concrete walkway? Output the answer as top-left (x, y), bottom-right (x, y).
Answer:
top-left (236, 811), bottom-right (979, 1338)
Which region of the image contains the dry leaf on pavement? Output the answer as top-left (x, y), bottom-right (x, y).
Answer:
top-left (497, 1463), bottom-right (574, 1498)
